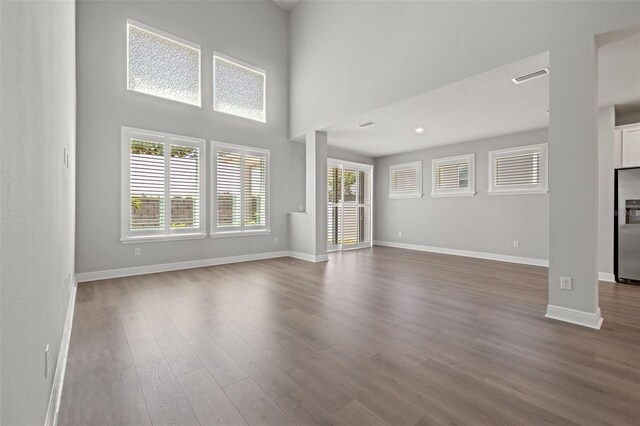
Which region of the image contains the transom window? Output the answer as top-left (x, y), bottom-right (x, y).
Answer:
top-left (127, 19), bottom-right (201, 106)
top-left (212, 143), bottom-right (269, 236)
top-left (214, 53), bottom-right (266, 122)
top-left (431, 153), bottom-right (475, 197)
top-left (488, 143), bottom-right (548, 195)
top-left (121, 127), bottom-right (206, 242)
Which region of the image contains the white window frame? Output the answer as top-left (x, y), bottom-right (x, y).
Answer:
top-left (431, 153), bottom-right (476, 197)
top-left (389, 161), bottom-right (422, 199)
top-left (126, 19), bottom-right (202, 107)
top-left (327, 159), bottom-right (374, 252)
top-left (488, 143), bottom-right (549, 195)
top-left (211, 142), bottom-right (270, 237)
top-left (121, 126), bottom-right (207, 243)
top-left (213, 52), bottom-right (266, 123)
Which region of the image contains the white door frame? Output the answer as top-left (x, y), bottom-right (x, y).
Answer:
top-left (327, 158), bottom-right (374, 252)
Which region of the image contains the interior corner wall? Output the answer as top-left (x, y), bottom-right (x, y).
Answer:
top-left (374, 128), bottom-right (549, 261)
top-left (598, 106), bottom-right (616, 276)
top-left (75, 1), bottom-right (289, 274)
top-left (0, 1), bottom-right (76, 424)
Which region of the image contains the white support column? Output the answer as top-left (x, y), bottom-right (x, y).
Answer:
top-left (546, 34), bottom-right (603, 329)
top-left (288, 131), bottom-right (328, 262)
top-left (307, 131), bottom-right (328, 257)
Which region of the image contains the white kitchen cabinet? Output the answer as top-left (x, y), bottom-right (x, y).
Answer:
top-left (620, 124), bottom-right (640, 168)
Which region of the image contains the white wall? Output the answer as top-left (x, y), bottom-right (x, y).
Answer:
top-left (328, 147), bottom-right (375, 166)
top-left (289, 1), bottom-right (640, 138)
top-left (598, 106), bottom-right (617, 276)
top-left (289, 141), bottom-right (307, 212)
top-left (76, 1), bottom-right (290, 274)
top-left (375, 129), bottom-right (549, 261)
top-left (0, 1), bottom-right (76, 424)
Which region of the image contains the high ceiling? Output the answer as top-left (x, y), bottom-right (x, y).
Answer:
top-left (324, 31), bottom-right (640, 158)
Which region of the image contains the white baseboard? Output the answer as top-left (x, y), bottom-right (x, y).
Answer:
top-left (374, 240), bottom-right (549, 267)
top-left (545, 304), bottom-right (603, 329)
top-left (599, 272), bottom-right (616, 282)
top-left (76, 251), bottom-right (291, 282)
top-left (288, 251), bottom-right (329, 263)
top-left (44, 276), bottom-right (78, 426)
top-left (374, 241), bottom-right (617, 286)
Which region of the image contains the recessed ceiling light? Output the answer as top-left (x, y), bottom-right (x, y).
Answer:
top-left (357, 121), bottom-right (376, 129)
top-left (512, 68), bottom-right (549, 84)
top-left (415, 127), bottom-right (425, 134)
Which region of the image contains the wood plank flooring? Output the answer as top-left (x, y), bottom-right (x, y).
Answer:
top-left (58, 247), bottom-right (640, 425)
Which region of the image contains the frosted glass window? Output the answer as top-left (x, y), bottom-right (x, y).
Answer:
top-left (214, 54), bottom-right (266, 122)
top-left (127, 20), bottom-right (201, 106)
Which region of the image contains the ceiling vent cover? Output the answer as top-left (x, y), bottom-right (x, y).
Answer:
top-left (357, 121), bottom-right (376, 129)
top-left (512, 68), bottom-right (549, 84)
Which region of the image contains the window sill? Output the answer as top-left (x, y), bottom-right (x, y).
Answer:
top-left (121, 233), bottom-right (207, 244)
top-left (388, 193), bottom-right (423, 199)
top-left (488, 188), bottom-right (549, 196)
top-left (211, 229), bottom-right (271, 238)
top-left (431, 191), bottom-right (476, 198)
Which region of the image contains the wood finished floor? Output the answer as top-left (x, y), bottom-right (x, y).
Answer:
top-left (58, 247), bottom-right (640, 426)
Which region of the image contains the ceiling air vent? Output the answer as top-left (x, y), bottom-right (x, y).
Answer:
top-left (512, 68), bottom-right (549, 84)
top-left (357, 121), bottom-right (376, 129)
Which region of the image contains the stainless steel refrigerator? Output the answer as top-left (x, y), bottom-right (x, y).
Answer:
top-left (615, 167), bottom-right (640, 284)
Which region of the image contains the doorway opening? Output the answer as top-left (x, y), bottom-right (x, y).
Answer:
top-left (327, 159), bottom-right (373, 251)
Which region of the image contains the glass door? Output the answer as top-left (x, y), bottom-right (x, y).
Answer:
top-left (327, 160), bottom-right (373, 251)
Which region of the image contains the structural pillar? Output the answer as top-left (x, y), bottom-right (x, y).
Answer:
top-left (546, 33), bottom-right (602, 328)
top-left (288, 131), bottom-right (328, 262)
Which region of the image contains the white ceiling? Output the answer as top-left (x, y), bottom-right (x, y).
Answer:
top-left (272, 0), bottom-right (300, 11)
top-left (325, 31), bottom-right (640, 158)
top-left (325, 52), bottom-right (550, 158)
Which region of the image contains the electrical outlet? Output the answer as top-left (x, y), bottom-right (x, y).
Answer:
top-left (398, 231), bottom-right (402, 238)
top-left (560, 276), bottom-right (573, 290)
top-left (134, 248), bottom-right (141, 256)
top-left (44, 345), bottom-right (49, 378)
top-left (274, 237), bottom-right (278, 244)
top-left (513, 240), bottom-right (519, 248)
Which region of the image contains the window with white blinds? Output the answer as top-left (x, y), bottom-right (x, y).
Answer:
top-left (121, 127), bottom-right (206, 242)
top-left (488, 143), bottom-right (548, 195)
top-left (212, 142), bottom-right (269, 235)
top-left (431, 154), bottom-right (475, 197)
top-left (389, 161), bottom-right (422, 198)
top-left (328, 160), bottom-right (373, 251)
